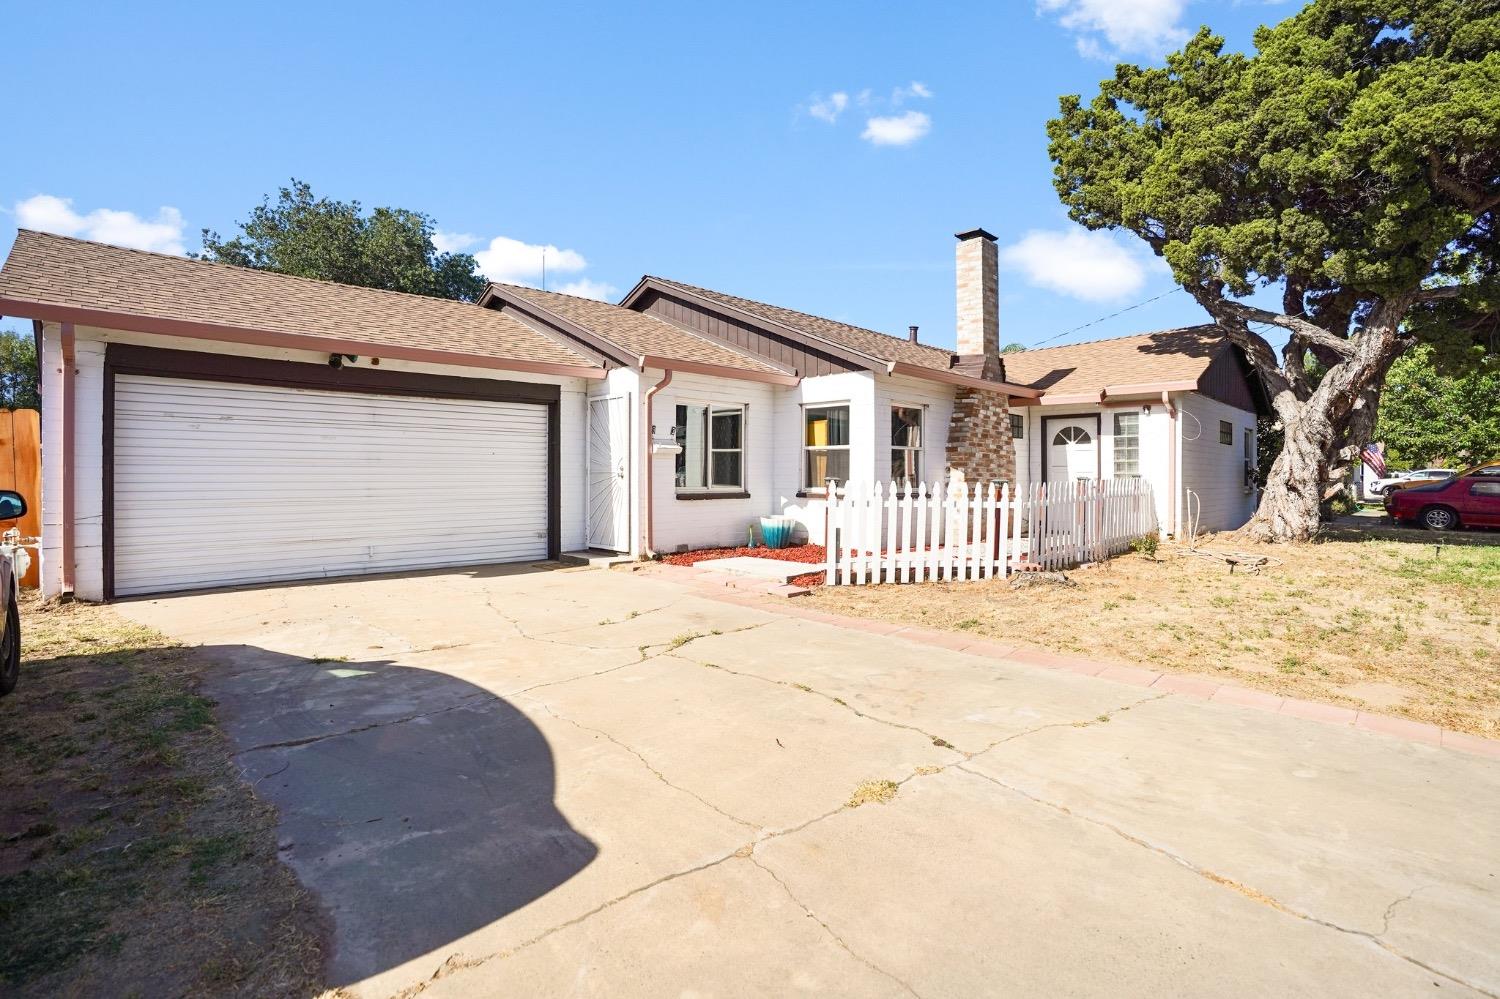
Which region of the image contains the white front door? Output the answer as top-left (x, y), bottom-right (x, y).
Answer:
top-left (1047, 419), bottom-right (1098, 483)
top-left (587, 395), bottom-right (630, 552)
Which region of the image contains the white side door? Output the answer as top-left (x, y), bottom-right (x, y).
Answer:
top-left (1047, 419), bottom-right (1098, 483)
top-left (587, 395), bottom-right (630, 552)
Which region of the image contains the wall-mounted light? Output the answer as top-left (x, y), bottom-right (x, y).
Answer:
top-left (1141, 404), bottom-right (1152, 416)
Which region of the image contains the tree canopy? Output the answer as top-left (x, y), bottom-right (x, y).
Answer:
top-left (1047, 0), bottom-right (1500, 539)
top-left (0, 328), bottom-right (40, 411)
top-left (1376, 342), bottom-right (1500, 466)
top-left (198, 180), bottom-right (486, 301)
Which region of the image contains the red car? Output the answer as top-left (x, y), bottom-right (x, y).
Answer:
top-left (1384, 462), bottom-right (1500, 531)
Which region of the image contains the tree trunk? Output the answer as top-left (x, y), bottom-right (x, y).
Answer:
top-left (1244, 415), bottom-right (1331, 542)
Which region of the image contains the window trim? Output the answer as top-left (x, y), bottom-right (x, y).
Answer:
top-left (889, 402), bottom-right (926, 484)
top-left (802, 402), bottom-right (852, 493)
top-left (1112, 411), bottom-right (1140, 479)
top-left (673, 401), bottom-right (747, 495)
top-left (1009, 412), bottom-right (1025, 441)
top-left (1219, 420), bottom-right (1233, 445)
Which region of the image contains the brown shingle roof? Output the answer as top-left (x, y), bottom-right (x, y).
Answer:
top-left (491, 283), bottom-right (787, 375)
top-left (0, 229), bottom-right (595, 369)
top-left (644, 276), bottom-right (958, 371)
top-left (1001, 326), bottom-right (1227, 396)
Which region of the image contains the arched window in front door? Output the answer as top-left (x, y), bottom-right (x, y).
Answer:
top-left (1052, 426), bottom-right (1093, 446)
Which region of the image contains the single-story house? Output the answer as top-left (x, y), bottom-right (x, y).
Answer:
top-left (0, 226), bottom-right (1263, 600)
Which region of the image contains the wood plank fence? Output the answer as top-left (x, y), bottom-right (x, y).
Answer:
top-left (823, 477), bottom-right (1156, 586)
top-left (0, 409), bottom-right (41, 588)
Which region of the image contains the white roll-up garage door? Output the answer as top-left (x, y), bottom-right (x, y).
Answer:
top-left (113, 375), bottom-right (550, 596)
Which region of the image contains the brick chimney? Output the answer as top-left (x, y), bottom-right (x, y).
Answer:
top-left (945, 227), bottom-right (1016, 487)
top-left (954, 228), bottom-right (998, 360)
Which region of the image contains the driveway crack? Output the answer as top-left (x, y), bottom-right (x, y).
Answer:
top-left (232, 691), bottom-right (491, 756)
top-left (951, 764), bottom-right (1493, 998)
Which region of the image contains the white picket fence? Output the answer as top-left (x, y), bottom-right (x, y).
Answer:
top-left (822, 478), bottom-right (1156, 585)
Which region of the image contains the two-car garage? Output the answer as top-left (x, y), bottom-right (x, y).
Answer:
top-left (105, 346), bottom-right (560, 598)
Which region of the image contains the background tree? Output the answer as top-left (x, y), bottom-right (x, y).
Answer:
top-left (198, 180), bottom-right (486, 301)
top-left (0, 327), bottom-right (40, 410)
top-left (1047, 0), bottom-right (1500, 541)
top-left (1376, 343), bottom-right (1500, 466)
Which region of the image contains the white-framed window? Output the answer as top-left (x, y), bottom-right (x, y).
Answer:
top-left (1112, 412), bottom-right (1140, 478)
top-left (803, 404), bottom-right (850, 491)
top-left (1219, 420), bottom-right (1233, 445)
top-left (675, 403), bottom-right (745, 492)
top-left (890, 405), bottom-right (923, 482)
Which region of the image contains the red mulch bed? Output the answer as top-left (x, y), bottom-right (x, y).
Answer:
top-left (662, 544), bottom-right (827, 588)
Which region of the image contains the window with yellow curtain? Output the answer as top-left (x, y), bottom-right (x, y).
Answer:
top-left (803, 404), bottom-right (849, 491)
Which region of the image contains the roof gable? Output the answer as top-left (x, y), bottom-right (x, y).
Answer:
top-left (1001, 326), bottom-right (1234, 399)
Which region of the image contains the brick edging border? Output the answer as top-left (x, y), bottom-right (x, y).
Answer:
top-left (636, 561), bottom-right (1500, 761)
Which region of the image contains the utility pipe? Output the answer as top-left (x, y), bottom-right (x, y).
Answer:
top-left (1162, 390), bottom-right (1178, 537)
top-left (61, 322), bottom-right (76, 596)
top-left (642, 368), bottom-right (674, 557)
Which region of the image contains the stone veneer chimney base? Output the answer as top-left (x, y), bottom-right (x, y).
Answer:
top-left (945, 357), bottom-right (1016, 486)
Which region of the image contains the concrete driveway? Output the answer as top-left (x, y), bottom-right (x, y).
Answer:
top-left (116, 565), bottom-right (1500, 998)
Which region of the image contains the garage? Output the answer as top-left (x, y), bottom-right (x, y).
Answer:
top-left (107, 346), bottom-right (560, 597)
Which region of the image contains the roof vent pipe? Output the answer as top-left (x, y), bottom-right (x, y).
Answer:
top-left (908, 325), bottom-right (919, 343)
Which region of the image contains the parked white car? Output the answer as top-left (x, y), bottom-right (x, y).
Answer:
top-left (1366, 468), bottom-right (1456, 496)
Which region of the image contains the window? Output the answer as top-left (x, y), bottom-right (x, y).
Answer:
top-left (1112, 412), bottom-right (1140, 477)
top-left (675, 403), bottom-right (744, 492)
top-left (1472, 482), bottom-right (1500, 496)
top-left (1243, 427), bottom-right (1256, 491)
top-left (891, 406), bottom-right (923, 482)
top-left (1010, 413), bottom-right (1024, 440)
top-left (804, 404), bottom-right (850, 490)
top-left (1052, 425), bottom-right (1092, 446)
top-left (1219, 420), bottom-right (1233, 445)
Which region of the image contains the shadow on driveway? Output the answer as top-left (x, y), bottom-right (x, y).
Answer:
top-left (198, 643), bottom-right (597, 988)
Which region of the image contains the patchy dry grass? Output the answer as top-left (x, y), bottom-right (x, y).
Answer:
top-left (0, 597), bottom-right (325, 997)
top-left (846, 779), bottom-right (900, 808)
top-left (810, 537), bottom-right (1500, 739)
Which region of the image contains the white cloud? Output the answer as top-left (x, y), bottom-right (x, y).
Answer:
top-left (807, 91), bottom-right (849, 123)
top-left (861, 110), bottom-right (932, 147)
top-left (1036, 0), bottom-right (1191, 59)
top-left (892, 81), bottom-right (933, 104)
top-left (15, 194), bottom-right (187, 254)
top-left (473, 235), bottom-right (587, 284)
top-left (431, 230), bottom-right (479, 254)
top-left (999, 228), bottom-right (1156, 301)
top-left (552, 278), bottom-right (618, 301)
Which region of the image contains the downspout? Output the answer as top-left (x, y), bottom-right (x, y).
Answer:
top-left (642, 367), bottom-right (673, 558)
top-left (61, 322), bottom-right (76, 596)
top-left (1162, 390), bottom-right (1178, 537)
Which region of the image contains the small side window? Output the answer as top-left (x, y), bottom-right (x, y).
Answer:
top-left (1010, 413), bottom-right (1024, 440)
top-left (1472, 481), bottom-right (1500, 496)
top-left (1219, 421), bottom-right (1232, 445)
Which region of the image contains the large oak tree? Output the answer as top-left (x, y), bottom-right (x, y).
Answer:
top-left (1047, 0), bottom-right (1500, 541)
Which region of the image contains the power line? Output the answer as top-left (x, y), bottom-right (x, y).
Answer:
top-left (1024, 287), bottom-right (1183, 348)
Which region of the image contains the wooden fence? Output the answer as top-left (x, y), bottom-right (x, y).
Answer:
top-left (823, 477), bottom-right (1156, 586)
top-left (0, 409), bottom-right (41, 588)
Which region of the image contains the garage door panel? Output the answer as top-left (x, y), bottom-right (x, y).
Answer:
top-left (113, 375), bottom-right (551, 596)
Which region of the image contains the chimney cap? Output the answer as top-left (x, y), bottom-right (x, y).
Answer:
top-left (908, 325), bottom-right (919, 343)
top-left (954, 227), bottom-right (998, 243)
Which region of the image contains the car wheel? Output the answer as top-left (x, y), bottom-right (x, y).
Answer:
top-left (0, 595), bottom-right (18, 696)
top-left (1421, 506), bottom-right (1459, 532)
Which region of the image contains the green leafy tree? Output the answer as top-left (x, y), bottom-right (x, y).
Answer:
top-left (198, 179), bottom-right (486, 301)
top-left (1376, 343), bottom-right (1500, 466)
top-left (1047, 1), bottom-right (1500, 541)
top-left (0, 327), bottom-right (40, 410)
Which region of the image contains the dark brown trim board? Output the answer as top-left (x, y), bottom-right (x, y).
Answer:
top-left (1039, 412), bottom-right (1102, 484)
top-left (102, 344), bottom-right (564, 599)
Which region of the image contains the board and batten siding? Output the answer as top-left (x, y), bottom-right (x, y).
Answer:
top-left (38, 323), bottom-right (591, 600)
top-left (1177, 392), bottom-right (1258, 535)
top-left (634, 289), bottom-right (858, 377)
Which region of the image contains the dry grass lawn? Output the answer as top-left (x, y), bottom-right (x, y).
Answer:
top-left (0, 598), bottom-right (326, 997)
top-left (810, 536), bottom-right (1500, 739)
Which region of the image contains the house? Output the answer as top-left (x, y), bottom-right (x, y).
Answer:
top-left (0, 226), bottom-right (1262, 601)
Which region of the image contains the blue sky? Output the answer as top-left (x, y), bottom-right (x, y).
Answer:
top-left (1, 0), bottom-right (1293, 352)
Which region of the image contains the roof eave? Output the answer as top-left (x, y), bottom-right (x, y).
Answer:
top-left (622, 277), bottom-right (888, 372)
top-left (886, 361), bottom-right (1043, 398)
top-left (1032, 379), bottom-right (1201, 406)
top-left (638, 354), bottom-right (801, 387)
top-left (1, 297), bottom-right (608, 380)
top-left (480, 284), bottom-right (635, 366)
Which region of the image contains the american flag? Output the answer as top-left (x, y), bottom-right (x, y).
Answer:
top-left (1362, 442), bottom-right (1388, 478)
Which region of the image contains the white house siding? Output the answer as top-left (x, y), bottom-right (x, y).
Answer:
top-left (39, 323), bottom-right (592, 600)
top-left (872, 372), bottom-right (956, 488)
top-left (647, 368), bottom-right (775, 552)
top-left (1177, 392), bottom-right (1258, 535)
top-left (772, 371), bottom-right (875, 545)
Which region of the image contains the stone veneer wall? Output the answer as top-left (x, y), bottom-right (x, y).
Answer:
top-left (945, 356), bottom-right (1016, 484)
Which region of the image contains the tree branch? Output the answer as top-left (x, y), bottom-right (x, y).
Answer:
top-left (1202, 298), bottom-right (1357, 359)
top-left (1414, 284), bottom-right (1463, 302)
top-left (1427, 151), bottom-right (1500, 214)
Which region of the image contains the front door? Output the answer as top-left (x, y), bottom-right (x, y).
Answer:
top-left (1047, 418), bottom-right (1098, 483)
top-left (587, 395), bottom-right (630, 552)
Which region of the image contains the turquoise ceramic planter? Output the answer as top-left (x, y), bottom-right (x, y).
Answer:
top-left (758, 516), bottom-right (796, 549)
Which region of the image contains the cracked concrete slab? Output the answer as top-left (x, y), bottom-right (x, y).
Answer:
top-left (677, 617), bottom-right (1150, 752)
top-left (966, 694), bottom-right (1500, 995)
top-left (417, 858), bottom-right (913, 998)
top-left (521, 654), bottom-right (958, 831)
top-left (114, 566), bottom-right (1500, 998)
top-left (754, 767), bottom-right (1483, 998)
